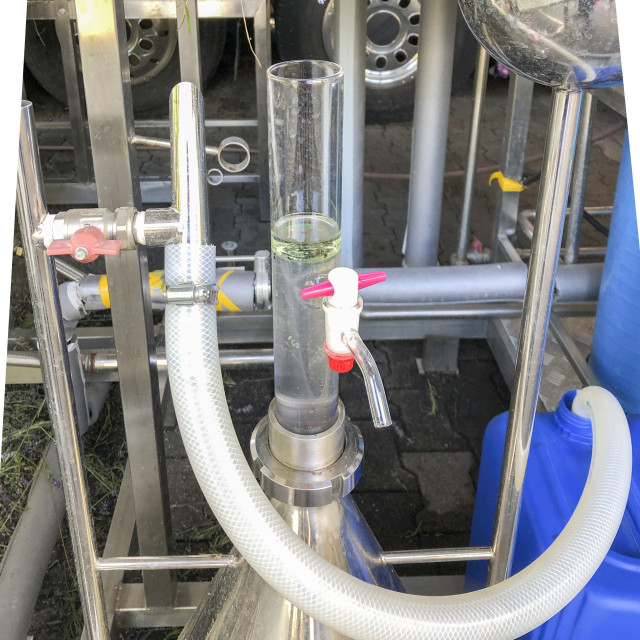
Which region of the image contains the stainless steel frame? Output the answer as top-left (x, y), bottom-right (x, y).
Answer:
top-left (15, 0), bottom-right (619, 635)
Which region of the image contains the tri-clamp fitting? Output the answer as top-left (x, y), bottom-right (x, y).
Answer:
top-left (250, 400), bottom-right (364, 507)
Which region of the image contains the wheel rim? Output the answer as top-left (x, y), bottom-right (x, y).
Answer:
top-left (323, 0), bottom-right (421, 88)
top-left (125, 18), bottom-right (178, 86)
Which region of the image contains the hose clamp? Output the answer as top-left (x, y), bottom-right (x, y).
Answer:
top-left (165, 282), bottom-right (217, 305)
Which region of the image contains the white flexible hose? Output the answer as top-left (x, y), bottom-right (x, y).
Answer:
top-left (165, 245), bottom-right (632, 640)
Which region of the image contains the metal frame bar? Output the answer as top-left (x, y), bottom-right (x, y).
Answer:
top-left (490, 74), bottom-right (534, 256)
top-left (74, 0), bottom-right (174, 608)
top-left (488, 89), bottom-right (584, 584)
top-left (454, 45), bottom-right (490, 265)
top-left (17, 100), bottom-right (109, 639)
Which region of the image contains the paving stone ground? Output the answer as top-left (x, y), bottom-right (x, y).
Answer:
top-left (26, 39), bottom-right (627, 585)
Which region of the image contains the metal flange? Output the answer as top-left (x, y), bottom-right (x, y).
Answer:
top-left (250, 401), bottom-right (364, 508)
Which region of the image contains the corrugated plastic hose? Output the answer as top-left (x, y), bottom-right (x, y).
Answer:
top-left (165, 243), bottom-right (632, 640)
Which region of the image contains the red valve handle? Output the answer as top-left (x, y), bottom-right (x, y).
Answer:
top-left (300, 271), bottom-right (386, 299)
top-left (46, 227), bottom-right (122, 263)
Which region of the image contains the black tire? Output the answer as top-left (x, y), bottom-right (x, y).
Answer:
top-left (24, 19), bottom-right (226, 115)
top-left (273, 0), bottom-right (477, 125)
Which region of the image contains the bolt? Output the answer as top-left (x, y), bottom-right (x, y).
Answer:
top-left (57, 7), bottom-right (67, 15)
top-left (74, 246), bottom-right (88, 261)
top-left (193, 285), bottom-right (214, 304)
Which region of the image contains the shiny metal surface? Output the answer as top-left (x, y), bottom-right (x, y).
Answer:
top-left (55, 257), bottom-right (86, 281)
top-left (381, 547), bottom-right (493, 565)
top-left (17, 101), bottom-right (108, 638)
top-left (179, 496), bottom-right (404, 640)
top-left (268, 401), bottom-right (346, 471)
top-left (251, 412), bottom-right (364, 507)
top-left (459, 0), bottom-right (622, 89)
top-left (342, 329), bottom-right (392, 429)
top-left (455, 45), bottom-right (490, 265)
top-left (171, 82), bottom-right (209, 245)
top-left (335, 0), bottom-right (366, 268)
top-left (404, 0), bottom-right (457, 267)
top-left (491, 74), bottom-right (534, 251)
top-left (97, 555), bottom-right (239, 571)
top-left (488, 89), bottom-right (583, 585)
top-left (75, 0), bottom-right (173, 606)
top-left (564, 92), bottom-right (597, 264)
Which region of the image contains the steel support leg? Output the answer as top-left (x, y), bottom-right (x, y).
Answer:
top-left (454, 45), bottom-right (490, 265)
top-left (336, 0), bottom-right (366, 268)
top-left (488, 89), bottom-right (583, 584)
top-left (17, 101), bottom-right (108, 639)
top-left (74, 0), bottom-right (174, 607)
top-left (404, 0), bottom-right (457, 267)
top-left (564, 92), bottom-right (597, 264)
top-left (254, 0), bottom-right (272, 222)
top-left (491, 74), bottom-right (534, 259)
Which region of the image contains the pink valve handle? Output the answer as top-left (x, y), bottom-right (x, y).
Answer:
top-left (46, 227), bottom-right (122, 263)
top-left (300, 271), bottom-right (386, 299)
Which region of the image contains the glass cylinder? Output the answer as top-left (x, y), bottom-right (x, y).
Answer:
top-left (267, 60), bottom-right (343, 435)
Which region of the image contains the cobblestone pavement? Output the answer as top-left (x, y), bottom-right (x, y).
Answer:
top-left (26, 42), bottom-right (626, 584)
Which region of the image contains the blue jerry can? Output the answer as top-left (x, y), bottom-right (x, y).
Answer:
top-left (465, 390), bottom-right (640, 639)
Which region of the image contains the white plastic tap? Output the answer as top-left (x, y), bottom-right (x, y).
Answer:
top-left (300, 267), bottom-right (386, 372)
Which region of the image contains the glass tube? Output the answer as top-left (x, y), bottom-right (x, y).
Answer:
top-left (267, 60), bottom-right (343, 435)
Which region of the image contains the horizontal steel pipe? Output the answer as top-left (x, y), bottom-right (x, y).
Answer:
top-left (358, 263), bottom-right (602, 305)
top-left (97, 555), bottom-right (239, 571)
top-left (7, 349), bottom-right (274, 373)
top-left (381, 547), bottom-right (493, 565)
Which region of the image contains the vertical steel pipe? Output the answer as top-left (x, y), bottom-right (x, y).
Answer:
top-left (488, 89), bottom-right (583, 585)
top-left (16, 101), bottom-right (108, 639)
top-left (335, 0), bottom-right (366, 268)
top-left (454, 45), bottom-right (490, 264)
top-left (564, 92), bottom-right (597, 264)
top-left (170, 82), bottom-right (209, 245)
top-left (404, 0), bottom-right (457, 267)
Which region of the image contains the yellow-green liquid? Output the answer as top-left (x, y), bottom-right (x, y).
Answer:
top-left (271, 213), bottom-right (341, 433)
top-left (272, 213), bottom-right (341, 263)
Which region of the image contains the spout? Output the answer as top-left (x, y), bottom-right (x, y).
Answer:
top-left (341, 329), bottom-right (391, 428)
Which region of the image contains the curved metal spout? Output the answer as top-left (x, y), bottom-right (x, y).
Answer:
top-left (341, 329), bottom-right (391, 428)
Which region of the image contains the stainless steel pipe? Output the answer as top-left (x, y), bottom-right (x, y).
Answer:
top-left (381, 547), bottom-right (492, 565)
top-left (17, 101), bottom-right (108, 638)
top-left (564, 93), bottom-right (597, 264)
top-left (488, 89), bottom-right (584, 585)
top-left (455, 45), bottom-right (490, 265)
top-left (404, 0), bottom-right (458, 267)
top-left (170, 82), bottom-right (209, 246)
top-left (96, 554), bottom-right (239, 571)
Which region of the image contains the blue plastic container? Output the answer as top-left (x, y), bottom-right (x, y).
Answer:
top-left (466, 391), bottom-right (640, 638)
top-left (590, 133), bottom-right (640, 413)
